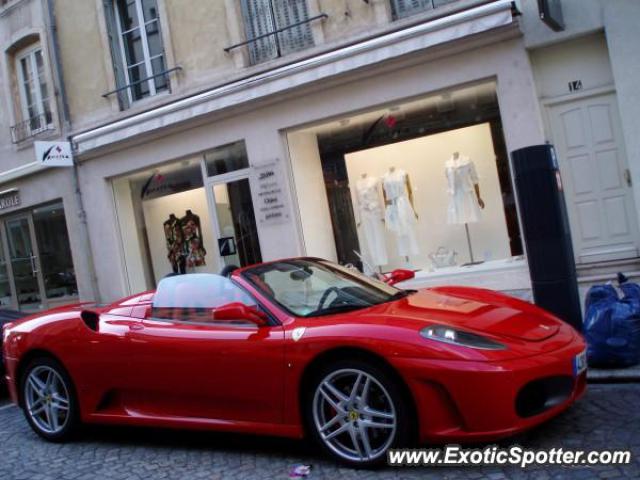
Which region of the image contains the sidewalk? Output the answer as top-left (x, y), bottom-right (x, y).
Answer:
top-left (588, 363), bottom-right (640, 383)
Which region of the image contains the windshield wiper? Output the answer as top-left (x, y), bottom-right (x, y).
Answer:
top-left (305, 304), bottom-right (367, 317)
top-left (388, 289), bottom-right (417, 301)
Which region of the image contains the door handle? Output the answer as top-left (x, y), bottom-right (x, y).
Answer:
top-left (29, 254), bottom-right (39, 276)
top-left (130, 323), bottom-right (144, 331)
top-left (624, 169), bottom-right (633, 187)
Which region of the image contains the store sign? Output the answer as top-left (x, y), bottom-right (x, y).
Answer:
top-left (538, 0), bottom-right (565, 32)
top-left (34, 141), bottom-right (74, 167)
top-left (252, 159), bottom-right (290, 226)
top-left (0, 189), bottom-right (20, 211)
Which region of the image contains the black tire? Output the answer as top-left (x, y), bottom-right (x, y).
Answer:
top-left (304, 358), bottom-right (413, 468)
top-left (19, 356), bottom-right (80, 442)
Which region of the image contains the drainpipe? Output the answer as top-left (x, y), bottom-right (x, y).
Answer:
top-left (44, 0), bottom-right (101, 303)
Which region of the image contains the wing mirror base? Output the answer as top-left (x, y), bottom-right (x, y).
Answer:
top-left (383, 269), bottom-right (415, 286)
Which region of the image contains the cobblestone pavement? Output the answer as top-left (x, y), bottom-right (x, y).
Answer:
top-left (0, 384), bottom-right (639, 480)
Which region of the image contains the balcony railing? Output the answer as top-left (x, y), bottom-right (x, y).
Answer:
top-left (228, 0), bottom-right (326, 65)
top-left (390, 0), bottom-right (461, 20)
top-left (10, 112), bottom-right (54, 144)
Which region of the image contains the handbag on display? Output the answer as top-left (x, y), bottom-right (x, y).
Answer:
top-left (429, 246), bottom-right (458, 269)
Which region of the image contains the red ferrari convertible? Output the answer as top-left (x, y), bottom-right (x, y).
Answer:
top-left (2, 258), bottom-right (586, 466)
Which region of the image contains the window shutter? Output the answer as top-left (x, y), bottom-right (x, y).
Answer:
top-left (241, 0), bottom-right (279, 64)
top-left (390, 0), bottom-right (434, 19)
top-left (272, 0), bottom-right (314, 57)
top-left (103, 0), bottom-right (129, 109)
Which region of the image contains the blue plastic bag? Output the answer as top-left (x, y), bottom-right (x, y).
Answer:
top-left (584, 281), bottom-right (640, 367)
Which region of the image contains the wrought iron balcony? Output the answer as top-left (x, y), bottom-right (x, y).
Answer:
top-left (391, 0), bottom-right (462, 20)
top-left (10, 112), bottom-right (54, 144)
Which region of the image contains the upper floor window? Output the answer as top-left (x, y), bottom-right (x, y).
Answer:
top-left (390, 0), bottom-right (458, 20)
top-left (240, 0), bottom-right (314, 65)
top-left (12, 47), bottom-right (53, 142)
top-left (104, 0), bottom-right (168, 108)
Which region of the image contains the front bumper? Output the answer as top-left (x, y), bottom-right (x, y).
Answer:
top-left (394, 338), bottom-right (587, 443)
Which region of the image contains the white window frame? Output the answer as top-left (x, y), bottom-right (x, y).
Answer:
top-left (113, 0), bottom-right (166, 105)
top-left (15, 45), bottom-right (52, 135)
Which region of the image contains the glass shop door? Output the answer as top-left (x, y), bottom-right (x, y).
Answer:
top-left (4, 215), bottom-right (45, 311)
top-left (210, 176), bottom-right (262, 268)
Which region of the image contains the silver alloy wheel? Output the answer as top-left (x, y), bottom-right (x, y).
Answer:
top-left (312, 368), bottom-right (397, 463)
top-left (24, 365), bottom-right (71, 434)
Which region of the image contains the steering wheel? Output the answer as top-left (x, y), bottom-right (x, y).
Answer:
top-left (316, 286), bottom-right (342, 311)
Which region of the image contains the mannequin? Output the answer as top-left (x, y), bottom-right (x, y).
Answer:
top-left (445, 152), bottom-right (485, 264)
top-left (382, 167), bottom-right (420, 260)
top-left (181, 209), bottom-right (207, 268)
top-left (355, 173), bottom-right (388, 268)
top-left (445, 152), bottom-right (484, 224)
top-left (164, 213), bottom-right (186, 274)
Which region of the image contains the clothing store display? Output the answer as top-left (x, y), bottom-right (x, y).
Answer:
top-left (382, 168), bottom-right (420, 257)
top-left (445, 155), bottom-right (482, 224)
top-left (163, 214), bottom-right (186, 274)
top-left (181, 210), bottom-right (207, 268)
top-left (355, 175), bottom-right (388, 266)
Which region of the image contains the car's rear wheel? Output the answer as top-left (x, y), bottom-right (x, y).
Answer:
top-left (306, 359), bottom-right (412, 467)
top-left (20, 357), bottom-right (79, 441)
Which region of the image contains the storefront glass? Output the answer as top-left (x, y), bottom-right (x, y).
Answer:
top-left (5, 216), bottom-right (41, 310)
top-left (0, 201), bottom-right (77, 311)
top-left (113, 140), bottom-right (262, 293)
top-left (32, 203), bottom-right (78, 300)
top-left (0, 237), bottom-right (11, 307)
top-left (212, 178), bottom-right (262, 268)
top-left (287, 81), bottom-right (523, 276)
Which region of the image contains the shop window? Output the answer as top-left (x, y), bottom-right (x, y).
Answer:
top-left (113, 142), bottom-right (263, 294)
top-left (32, 202), bottom-right (78, 300)
top-left (0, 237), bottom-right (12, 307)
top-left (287, 82), bottom-right (523, 277)
top-left (11, 46), bottom-right (53, 143)
top-left (0, 201), bottom-right (77, 311)
top-left (390, 0), bottom-right (459, 20)
top-left (104, 0), bottom-right (169, 108)
top-left (240, 0), bottom-right (314, 65)
top-left (204, 141), bottom-right (249, 176)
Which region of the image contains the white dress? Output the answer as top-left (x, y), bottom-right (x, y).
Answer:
top-left (382, 169), bottom-right (420, 257)
top-left (445, 156), bottom-right (482, 224)
top-left (355, 176), bottom-right (388, 267)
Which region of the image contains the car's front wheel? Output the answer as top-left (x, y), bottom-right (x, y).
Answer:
top-left (306, 359), bottom-right (412, 467)
top-left (20, 357), bottom-right (79, 441)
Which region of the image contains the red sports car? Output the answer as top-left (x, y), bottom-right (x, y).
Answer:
top-left (1, 258), bottom-right (586, 467)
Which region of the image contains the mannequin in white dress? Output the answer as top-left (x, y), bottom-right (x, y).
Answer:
top-left (355, 173), bottom-right (388, 267)
top-left (445, 152), bottom-right (485, 224)
top-left (382, 167), bottom-right (420, 258)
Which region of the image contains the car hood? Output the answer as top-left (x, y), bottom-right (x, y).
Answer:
top-left (356, 287), bottom-right (563, 343)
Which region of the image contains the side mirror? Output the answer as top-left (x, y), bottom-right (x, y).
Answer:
top-left (384, 269), bottom-right (415, 286)
top-left (213, 302), bottom-right (269, 326)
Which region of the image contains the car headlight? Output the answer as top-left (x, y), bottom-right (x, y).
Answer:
top-left (420, 325), bottom-right (506, 350)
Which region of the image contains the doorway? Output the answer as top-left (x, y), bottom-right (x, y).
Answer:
top-left (547, 92), bottom-right (640, 264)
top-left (209, 176), bottom-right (262, 268)
top-left (0, 202), bottom-right (78, 312)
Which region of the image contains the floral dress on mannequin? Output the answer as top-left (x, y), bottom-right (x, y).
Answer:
top-left (355, 175), bottom-right (388, 267)
top-left (382, 168), bottom-right (420, 257)
top-left (181, 210), bottom-right (207, 268)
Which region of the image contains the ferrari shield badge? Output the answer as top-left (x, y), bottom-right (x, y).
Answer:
top-left (292, 327), bottom-right (306, 342)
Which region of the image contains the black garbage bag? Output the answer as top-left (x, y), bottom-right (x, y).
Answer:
top-left (584, 280), bottom-right (640, 368)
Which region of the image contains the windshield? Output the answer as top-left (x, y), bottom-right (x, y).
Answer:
top-left (241, 259), bottom-right (404, 317)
